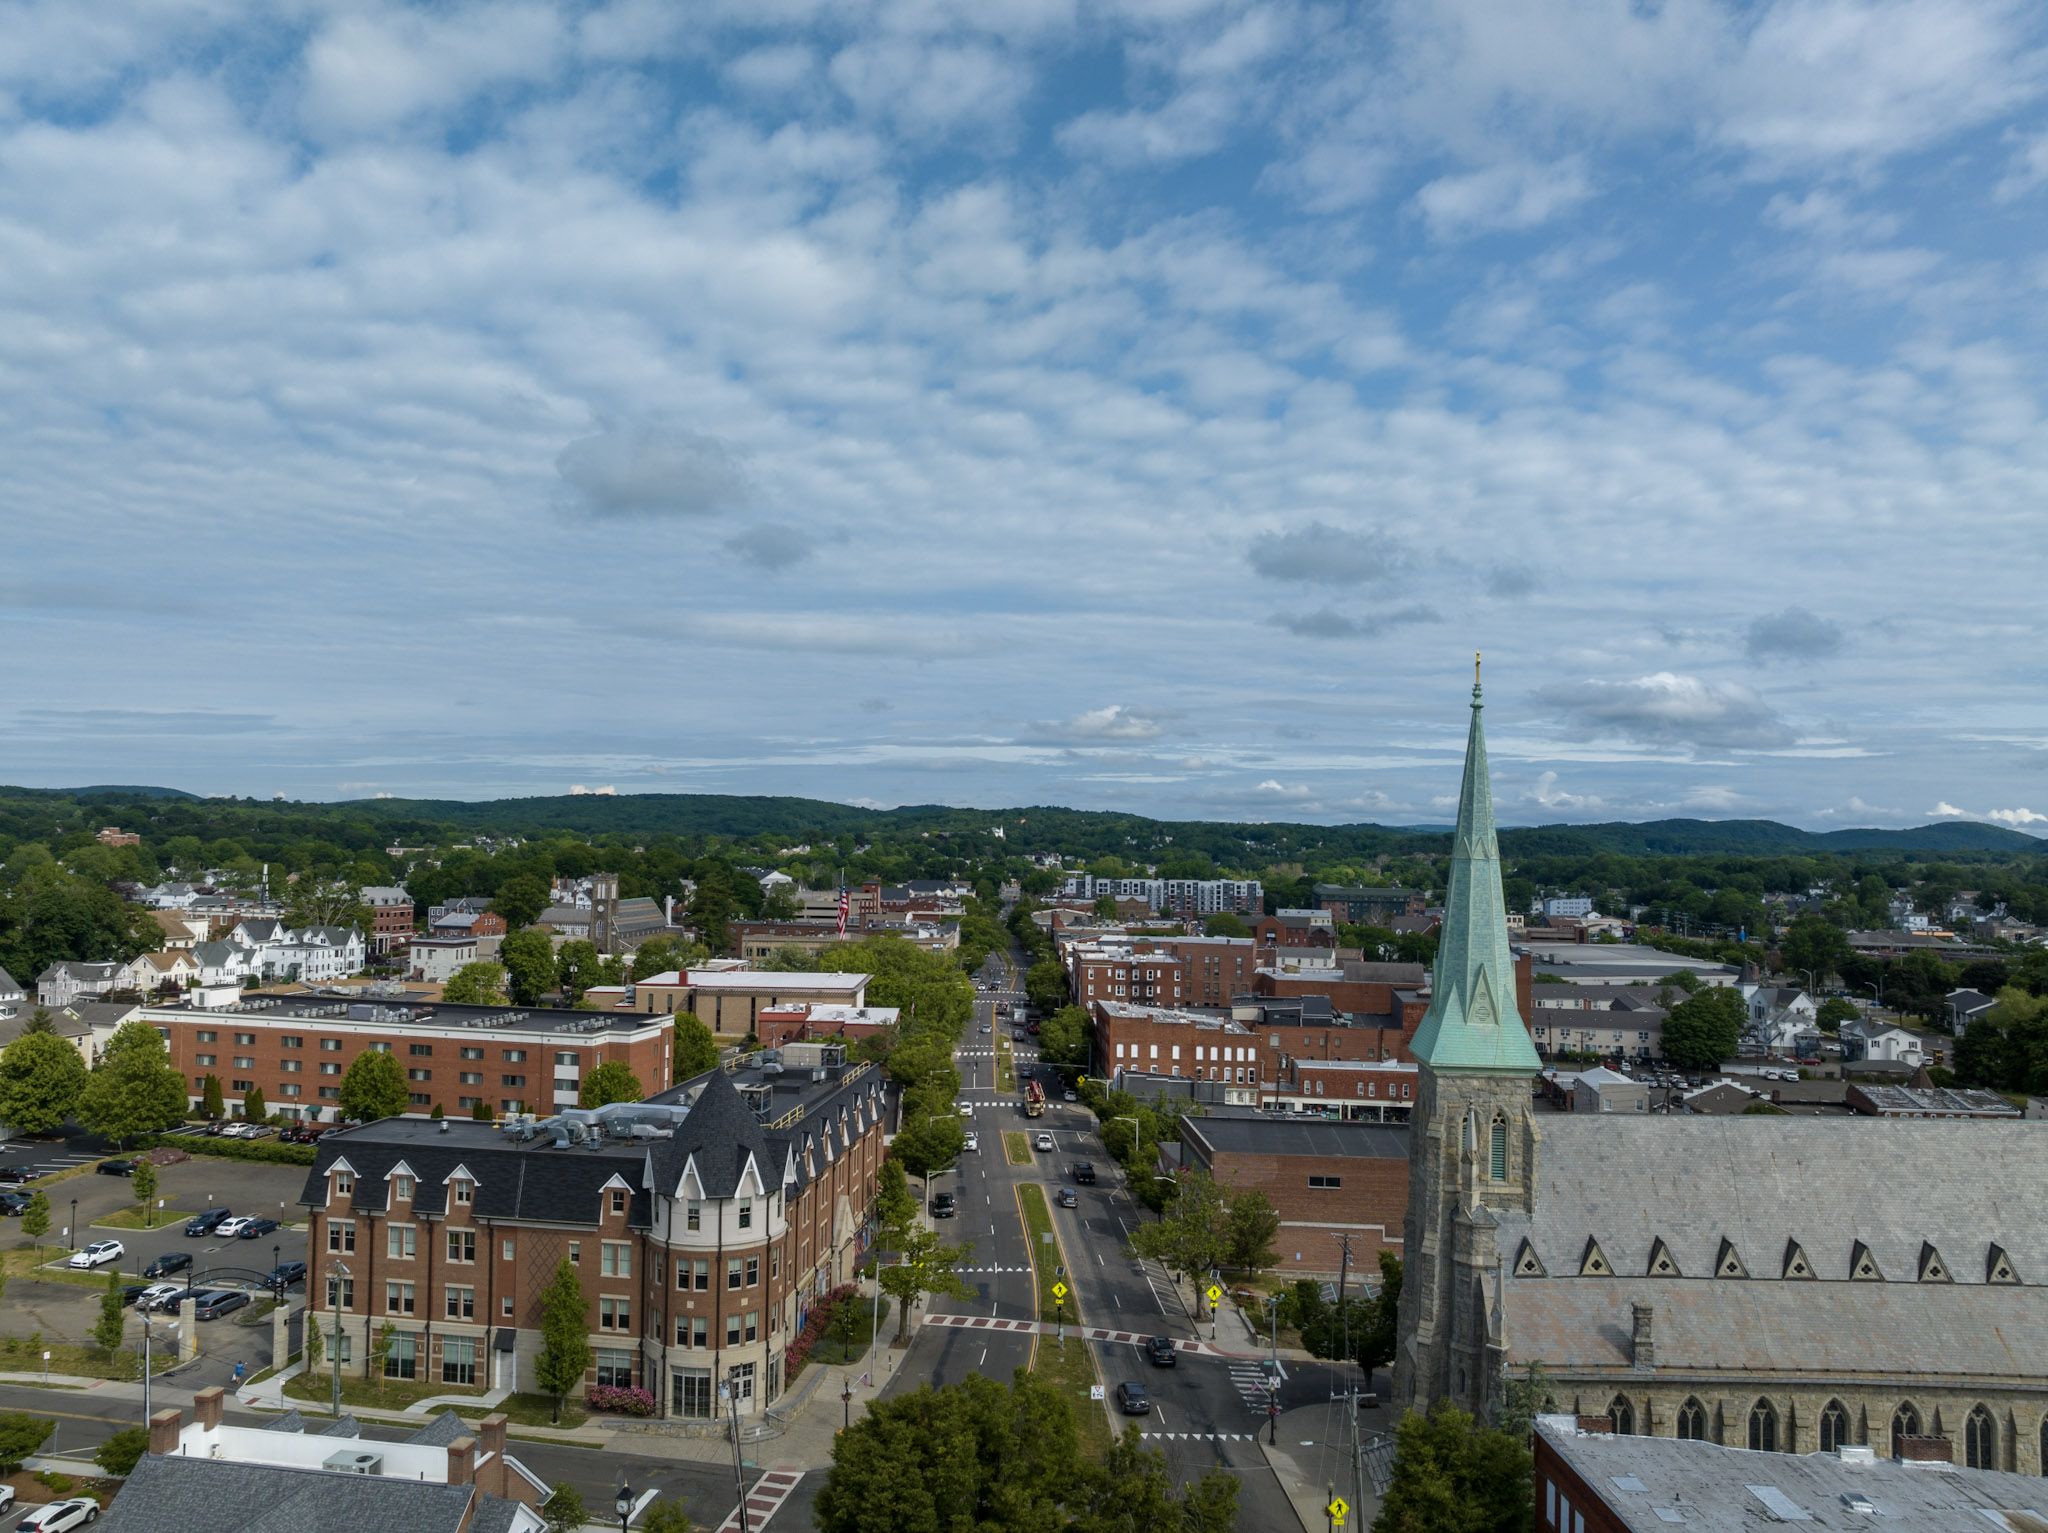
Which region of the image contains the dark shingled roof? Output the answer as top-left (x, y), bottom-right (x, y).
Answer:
top-left (98, 1452), bottom-right (482, 1533)
top-left (1182, 1116), bottom-right (1411, 1160)
top-left (650, 1068), bottom-right (773, 1198)
top-left (259, 1409), bottom-right (308, 1433)
top-left (403, 1408), bottom-right (472, 1446)
top-left (317, 1413), bottom-right (362, 1437)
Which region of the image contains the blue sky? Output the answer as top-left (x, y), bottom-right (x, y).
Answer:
top-left (2, 0), bottom-right (2046, 831)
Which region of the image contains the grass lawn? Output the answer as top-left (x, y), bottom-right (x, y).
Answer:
top-left (1003, 1130), bottom-right (1033, 1165)
top-left (995, 1039), bottom-right (1016, 1093)
top-left (1015, 1183), bottom-right (1074, 1326)
top-left (808, 1296), bottom-right (888, 1368)
top-left (91, 1205), bottom-right (184, 1230)
top-left (0, 1340), bottom-right (140, 1382)
top-left (1032, 1336), bottom-right (1113, 1461)
top-left (8, 1246), bottom-right (132, 1290)
top-left (283, 1368), bottom-right (591, 1428)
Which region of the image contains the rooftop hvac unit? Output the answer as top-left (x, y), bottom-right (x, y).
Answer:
top-left (322, 1450), bottom-right (384, 1475)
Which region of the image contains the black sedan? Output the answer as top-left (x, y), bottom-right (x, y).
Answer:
top-left (265, 1260), bottom-right (307, 1291)
top-left (96, 1159), bottom-right (137, 1177)
top-left (236, 1217), bottom-right (282, 1239)
top-left (143, 1251), bottom-right (193, 1279)
top-left (928, 1192), bottom-right (956, 1219)
top-left (0, 1191), bottom-right (31, 1216)
top-left (184, 1208), bottom-right (232, 1236)
top-left (1145, 1335), bottom-right (1178, 1367)
top-left (1115, 1381), bottom-right (1151, 1415)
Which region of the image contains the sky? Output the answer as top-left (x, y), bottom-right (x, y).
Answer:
top-left (2, 0), bottom-right (2046, 833)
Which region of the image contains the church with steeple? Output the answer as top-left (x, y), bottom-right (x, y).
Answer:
top-left (1394, 663), bottom-right (2048, 1469)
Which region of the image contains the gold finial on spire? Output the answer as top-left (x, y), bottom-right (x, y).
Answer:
top-left (1475, 651), bottom-right (1482, 685)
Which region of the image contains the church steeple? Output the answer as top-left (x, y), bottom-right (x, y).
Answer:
top-left (1408, 657), bottom-right (1540, 1074)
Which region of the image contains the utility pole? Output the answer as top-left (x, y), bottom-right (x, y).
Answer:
top-left (1266, 1293), bottom-right (1282, 1446)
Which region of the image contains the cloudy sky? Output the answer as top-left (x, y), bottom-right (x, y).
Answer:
top-left (3, 0), bottom-right (2046, 832)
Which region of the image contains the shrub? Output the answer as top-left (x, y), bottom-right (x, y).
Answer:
top-left (132, 1134), bottom-right (315, 1167)
top-left (34, 1469), bottom-right (72, 1494)
top-left (95, 1426), bottom-right (149, 1476)
top-left (584, 1385), bottom-right (656, 1417)
top-left (785, 1282), bottom-right (862, 1374)
top-left (0, 1413), bottom-right (53, 1474)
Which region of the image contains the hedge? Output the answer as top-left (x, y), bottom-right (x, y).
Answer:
top-left (133, 1134), bottom-right (317, 1167)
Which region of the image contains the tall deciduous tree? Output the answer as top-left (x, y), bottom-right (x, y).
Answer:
top-left (336, 1048), bottom-right (410, 1122)
top-left (80, 1020), bottom-right (187, 1146)
top-left (490, 874), bottom-right (551, 933)
top-left (577, 1060), bottom-right (642, 1108)
top-left (21, 1191), bottom-right (49, 1258)
top-left (879, 1225), bottom-right (977, 1342)
top-left (889, 1112), bottom-right (966, 1184)
top-left (1661, 986), bottom-right (1745, 1071)
top-left (284, 879), bottom-right (373, 937)
top-left (131, 1159), bottom-right (158, 1224)
top-left (0, 1027), bottom-right (89, 1134)
top-left (441, 961), bottom-right (509, 1006)
top-left (671, 1015), bottom-right (720, 1079)
top-left (500, 928), bottom-right (558, 1005)
top-left (1221, 1189), bottom-right (1280, 1277)
top-left (93, 1266), bottom-right (128, 1354)
top-left (1126, 1171), bottom-right (1225, 1306)
top-left (1371, 1399), bottom-right (1533, 1533)
top-left (535, 1258), bottom-right (592, 1423)
top-left (873, 1158), bottom-right (919, 1242)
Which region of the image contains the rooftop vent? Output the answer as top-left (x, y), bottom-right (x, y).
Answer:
top-left (322, 1450), bottom-right (384, 1475)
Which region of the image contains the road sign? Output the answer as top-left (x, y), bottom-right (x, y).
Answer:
top-left (1089, 1385), bottom-right (1104, 1400)
top-left (1052, 1282), bottom-right (1068, 1300)
top-left (1206, 1284), bottom-right (1222, 1303)
top-left (1327, 1497), bottom-right (1349, 1526)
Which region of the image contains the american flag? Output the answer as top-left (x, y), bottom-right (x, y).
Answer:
top-left (836, 884), bottom-right (849, 938)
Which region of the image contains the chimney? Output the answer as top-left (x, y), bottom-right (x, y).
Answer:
top-left (193, 1385), bottom-right (225, 1431)
top-left (477, 1413), bottom-right (509, 1495)
top-left (149, 1407), bottom-right (182, 1457)
top-left (446, 1435), bottom-right (477, 1487)
top-left (1895, 1435), bottom-right (1953, 1463)
top-left (1630, 1303), bottom-right (1655, 1368)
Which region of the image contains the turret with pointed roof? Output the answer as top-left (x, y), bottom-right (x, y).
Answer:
top-left (1409, 662), bottom-right (1542, 1075)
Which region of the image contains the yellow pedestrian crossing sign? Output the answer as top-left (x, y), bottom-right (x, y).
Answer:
top-left (1327, 1497), bottom-right (1349, 1526)
top-left (1205, 1284), bottom-right (1222, 1303)
top-left (1052, 1281), bottom-right (1068, 1300)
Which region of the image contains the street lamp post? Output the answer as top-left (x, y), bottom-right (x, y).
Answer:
top-left (69, 1198), bottom-right (76, 1252)
top-left (721, 1375), bottom-right (749, 1533)
top-left (329, 1260), bottom-right (351, 1418)
top-left (842, 1378), bottom-right (853, 1431)
top-left (1265, 1293), bottom-right (1283, 1446)
top-left (615, 1481), bottom-right (633, 1532)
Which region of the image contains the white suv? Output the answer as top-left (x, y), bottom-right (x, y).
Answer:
top-left (963, 1133), bottom-right (979, 1153)
top-left (69, 1239), bottom-right (123, 1270)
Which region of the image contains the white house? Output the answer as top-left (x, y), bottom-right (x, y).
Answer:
top-left (115, 949), bottom-right (202, 995)
top-left (1839, 1015), bottom-right (1926, 1066)
top-left (1738, 984), bottom-right (1820, 1054)
top-left (222, 920), bottom-right (366, 983)
top-left (0, 966), bottom-right (22, 1021)
top-left (190, 941), bottom-right (258, 989)
top-left (36, 961), bottom-right (120, 1007)
top-left (411, 936), bottom-right (480, 984)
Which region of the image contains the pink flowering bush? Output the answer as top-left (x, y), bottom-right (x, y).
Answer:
top-left (784, 1282), bottom-right (862, 1374)
top-left (585, 1384), bottom-right (656, 1417)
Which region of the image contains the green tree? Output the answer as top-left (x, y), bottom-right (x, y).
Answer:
top-left (1221, 1189), bottom-right (1280, 1276)
top-left (541, 1480), bottom-right (588, 1533)
top-left (1495, 1360), bottom-right (1554, 1446)
top-left (472, 1099), bottom-right (494, 1121)
top-left (535, 1258), bottom-right (592, 1423)
top-left (241, 1084), bottom-right (268, 1122)
top-left (201, 1073), bottom-right (224, 1119)
top-left (1660, 986), bottom-right (1745, 1071)
top-left (490, 874), bottom-right (551, 933)
top-left (304, 1303), bottom-right (324, 1371)
top-left (1815, 997), bottom-right (1858, 1032)
top-left (0, 1027), bottom-right (90, 1134)
top-left (94, 1424), bottom-right (149, 1476)
top-left (441, 961), bottom-right (509, 1006)
top-left (1068, 1427), bottom-right (1239, 1533)
top-left (130, 1158), bottom-right (158, 1223)
top-left (1035, 1005), bottom-right (1090, 1069)
top-left (22, 1190), bottom-right (49, 1258)
top-left (1954, 987), bottom-right (2048, 1093)
top-left (336, 1048), bottom-right (411, 1122)
top-left (1371, 1399), bottom-right (1533, 1533)
top-left (578, 1060), bottom-right (643, 1108)
top-left (671, 1014), bottom-right (720, 1079)
top-left (430, 1101), bottom-right (445, 1120)
top-left (889, 1112), bottom-right (966, 1184)
top-left (0, 1414), bottom-right (54, 1474)
top-left (80, 1020), bottom-right (188, 1146)
top-left (1778, 915), bottom-right (1851, 983)
top-left (93, 1265), bottom-right (128, 1354)
top-left (1202, 912), bottom-right (1251, 939)
top-left (878, 1225), bottom-right (977, 1342)
top-left (371, 1319), bottom-right (396, 1396)
top-left (1126, 1172), bottom-right (1225, 1307)
top-left (555, 939), bottom-right (603, 1002)
top-left (640, 1500), bottom-right (694, 1533)
top-left (873, 1158), bottom-right (920, 1242)
top-left (1092, 894), bottom-right (1117, 919)
top-left (284, 879), bottom-right (373, 937)
top-left (1025, 955), bottom-right (1069, 1013)
top-left (500, 928), bottom-right (559, 1005)
top-left (1358, 1251), bottom-right (1402, 1391)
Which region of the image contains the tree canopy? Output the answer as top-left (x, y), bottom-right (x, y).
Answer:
top-left (441, 961), bottom-right (509, 1006)
top-left (0, 1026), bottom-right (89, 1134)
top-left (671, 1014), bottom-right (720, 1079)
top-left (1371, 1399), bottom-right (1533, 1533)
top-left (500, 928), bottom-right (557, 1005)
top-left (80, 1019), bottom-right (187, 1143)
top-left (336, 1047), bottom-right (410, 1122)
top-left (578, 1060), bottom-right (643, 1108)
top-left (1660, 986), bottom-right (1745, 1070)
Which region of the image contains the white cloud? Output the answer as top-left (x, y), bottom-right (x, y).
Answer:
top-left (1987, 807), bottom-right (2048, 827)
top-left (1539, 673), bottom-right (1797, 751)
top-left (299, 5), bottom-right (564, 139)
top-left (1413, 159), bottom-right (1593, 239)
top-left (556, 425), bottom-right (752, 517)
top-left (1248, 523), bottom-right (1413, 585)
top-left (1025, 706), bottom-right (1171, 743)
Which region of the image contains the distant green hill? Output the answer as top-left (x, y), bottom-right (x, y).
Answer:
top-left (1490, 818), bottom-right (2043, 857)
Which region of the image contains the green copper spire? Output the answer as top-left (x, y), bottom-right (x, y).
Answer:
top-left (1409, 658), bottom-right (1542, 1074)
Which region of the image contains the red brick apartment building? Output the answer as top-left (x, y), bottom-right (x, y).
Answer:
top-left (1178, 1115), bottom-right (1409, 1276)
top-left (139, 991), bottom-right (674, 1122)
top-left (302, 1058), bottom-right (887, 1419)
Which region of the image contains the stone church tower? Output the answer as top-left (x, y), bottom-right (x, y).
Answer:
top-left (1394, 664), bottom-right (1543, 1422)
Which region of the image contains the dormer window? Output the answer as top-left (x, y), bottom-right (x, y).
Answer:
top-left (393, 1175), bottom-right (414, 1202)
top-left (333, 1171), bottom-right (354, 1197)
top-left (739, 1197), bottom-right (753, 1230)
top-left (452, 1178), bottom-right (473, 1206)
top-left (610, 1188), bottom-right (626, 1215)
top-left (687, 1200), bottom-right (702, 1232)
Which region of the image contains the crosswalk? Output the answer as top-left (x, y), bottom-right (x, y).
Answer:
top-left (715, 1464), bottom-right (804, 1533)
top-left (1229, 1361), bottom-right (1280, 1409)
top-left (1142, 1432), bottom-right (1260, 1443)
top-left (956, 1265), bottom-right (1033, 1275)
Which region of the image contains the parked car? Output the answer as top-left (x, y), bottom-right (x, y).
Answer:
top-left (1072, 1162), bottom-right (1096, 1184)
top-left (1145, 1335), bottom-right (1178, 1367)
top-left (236, 1217), bottom-right (282, 1239)
top-left (1115, 1381), bottom-right (1151, 1415)
top-left (1055, 1187), bottom-right (1078, 1209)
top-left (0, 1484), bottom-right (11, 1514)
top-left (0, 1192), bottom-right (31, 1216)
top-left (1063, 1090), bottom-right (1078, 1102)
top-left (137, 1283), bottom-right (184, 1312)
top-left (0, 1168), bottom-right (38, 1186)
top-left (963, 1133), bottom-right (979, 1153)
top-left (143, 1251), bottom-right (193, 1279)
top-left (929, 1192), bottom-right (956, 1219)
top-left (265, 1261), bottom-right (307, 1291)
top-left (192, 1289), bottom-right (250, 1321)
top-left (95, 1159), bottom-right (136, 1177)
top-left (184, 1208), bottom-right (232, 1236)
top-left (14, 1495), bottom-right (98, 1530)
top-left (214, 1216), bottom-right (254, 1237)
top-left (1034, 1132), bottom-right (1053, 1151)
top-left (68, 1239), bottom-right (123, 1270)
top-left (117, 1284), bottom-right (150, 1308)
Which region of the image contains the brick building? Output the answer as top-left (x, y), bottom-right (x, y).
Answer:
top-left (1312, 884), bottom-right (1427, 925)
top-left (1155, 936), bottom-right (1258, 1007)
top-left (607, 969), bottom-right (870, 1039)
top-left (1178, 1114), bottom-right (1409, 1277)
top-left (362, 885), bottom-right (417, 955)
top-left (302, 1059), bottom-right (887, 1420)
top-left (1090, 1001), bottom-right (1271, 1106)
top-left (1250, 909), bottom-right (1337, 948)
top-left (728, 921), bottom-right (845, 963)
top-left (139, 991), bottom-right (675, 1122)
top-left (753, 1004), bottom-right (901, 1048)
top-left (1071, 946), bottom-right (1188, 1008)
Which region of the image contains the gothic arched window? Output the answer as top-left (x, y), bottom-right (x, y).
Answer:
top-left (1820, 1401), bottom-right (1851, 1454)
top-left (1489, 1115), bottom-right (1508, 1181)
top-left (1749, 1399), bottom-right (1778, 1453)
top-left (1892, 1403), bottom-right (1921, 1457)
top-left (1676, 1399), bottom-right (1708, 1441)
top-left (1967, 1405), bottom-right (1997, 1471)
top-left (1609, 1396), bottom-right (1635, 1435)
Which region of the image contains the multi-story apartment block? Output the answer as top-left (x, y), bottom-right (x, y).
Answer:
top-left (1057, 874), bottom-right (1262, 916)
top-left (1070, 945), bottom-right (1187, 1008)
top-left (300, 1052), bottom-right (887, 1420)
top-left (362, 885), bottom-right (417, 955)
top-left (1312, 884), bottom-right (1428, 925)
top-left (139, 991), bottom-right (676, 1122)
top-left (600, 970), bottom-right (870, 1039)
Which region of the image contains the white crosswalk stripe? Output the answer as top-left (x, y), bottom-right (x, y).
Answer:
top-left (1141, 1432), bottom-right (1256, 1442)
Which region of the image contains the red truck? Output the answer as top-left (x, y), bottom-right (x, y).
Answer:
top-left (1023, 1079), bottom-right (1046, 1117)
